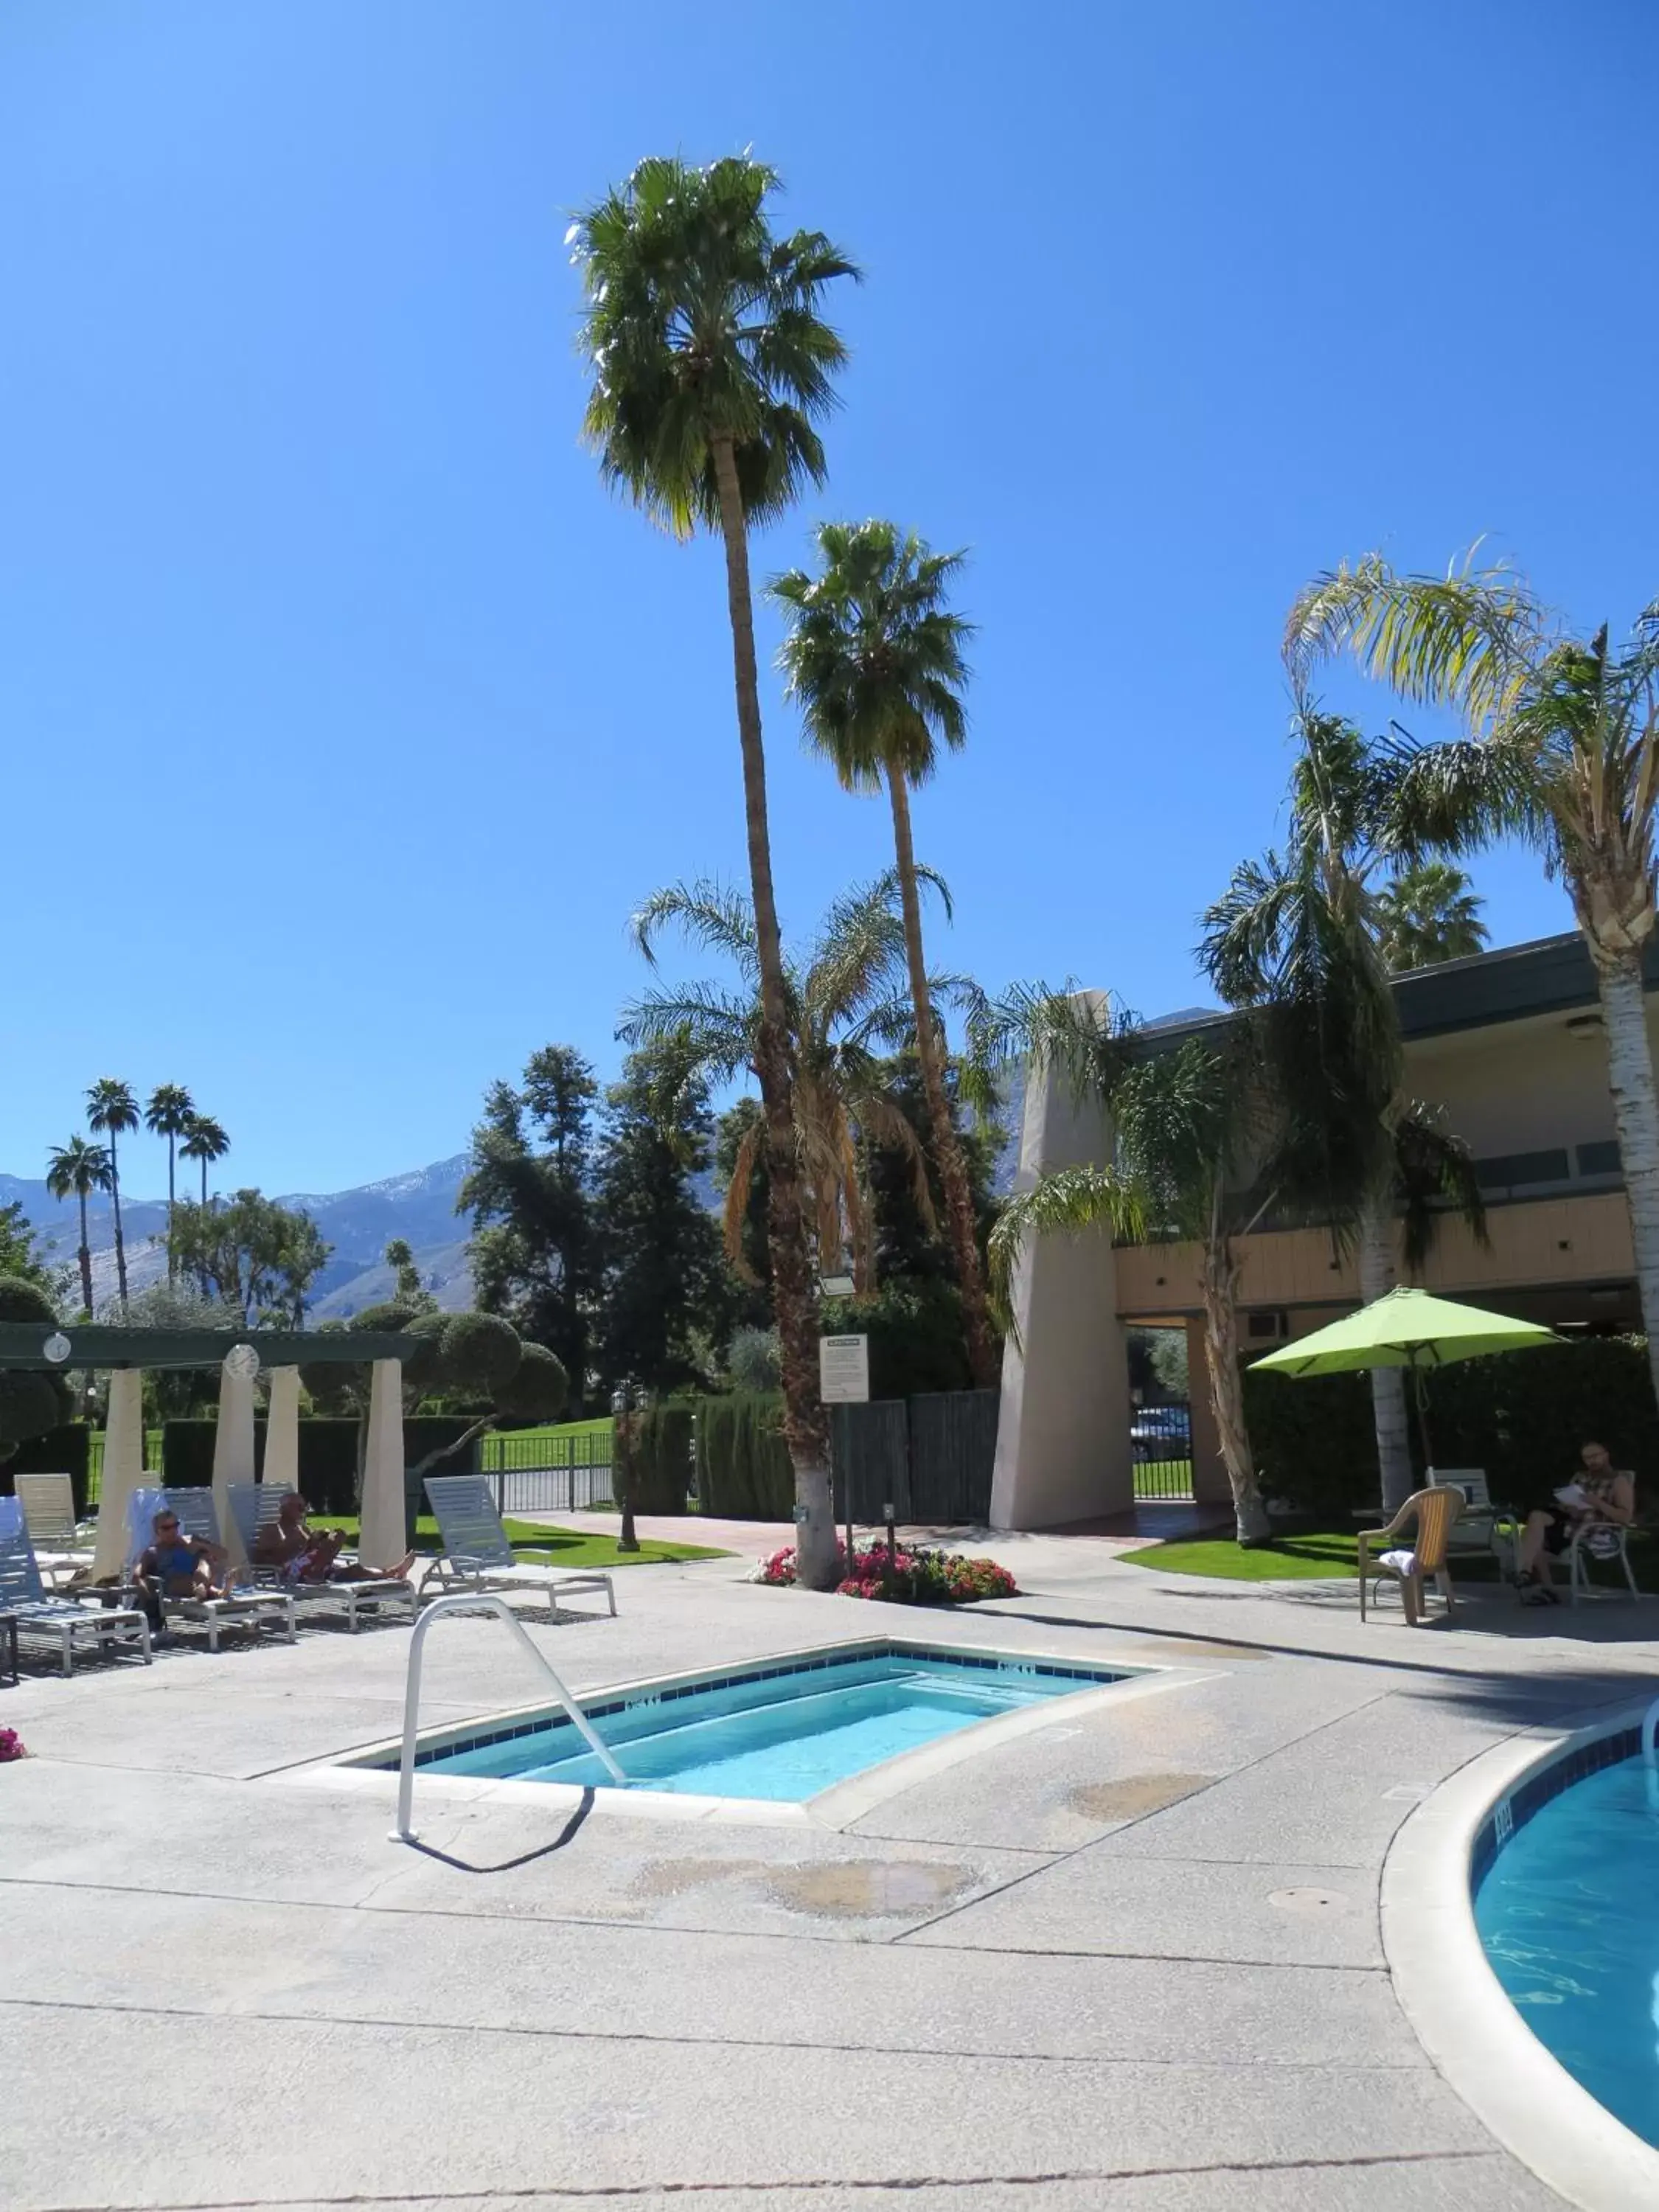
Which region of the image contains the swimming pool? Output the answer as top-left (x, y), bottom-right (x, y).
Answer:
top-left (1475, 1733), bottom-right (1659, 2151)
top-left (369, 1641), bottom-right (1131, 1804)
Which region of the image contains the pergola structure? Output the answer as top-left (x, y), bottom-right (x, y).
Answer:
top-left (0, 1324), bottom-right (423, 1576)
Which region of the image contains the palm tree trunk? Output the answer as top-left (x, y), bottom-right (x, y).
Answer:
top-left (76, 1191), bottom-right (93, 1317)
top-left (1358, 1192), bottom-right (1414, 1513)
top-left (886, 768), bottom-right (998, 1387)
top-left (1199, 1199), bottom-right (1270, 1544)
top-left (1593, 945), bottom-right (1659, 1413)
top-left (166, 1138), bottom-right (176, 1282)
top-left (109, 1133), bottom-right (128, 1311)
top-left (709, 433), bottom-right (835, 1590)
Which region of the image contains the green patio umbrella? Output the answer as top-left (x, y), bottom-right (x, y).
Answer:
top-left (1251, 1284), bottom-right (1562, 1468)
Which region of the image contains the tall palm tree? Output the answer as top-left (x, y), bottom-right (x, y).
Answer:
top-left (771, 520), bottom-right (997, 1386)
top-left (144, 1083), bottom-right (195, 1277)
top-left (1203, 709), bottom-right (1486, 1513)
top-left (178, 1114), bottom-right (229, 1296)
top-left (45, 1135), bottom-right (113, 1317)
top-left (573, 155), bottom-right (859, 1588)
top-left (1287, 549), bottom-right (1659, 1414)
top-left (1373, 860), bottom-right (1488, 973)
top-left (85, 1077), bottom-right (139, 1311)
top-left (622, 876), bottom-right (953, 1293)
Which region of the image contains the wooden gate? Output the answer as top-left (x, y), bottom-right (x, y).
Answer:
top-left (830, 1388), bottom-right (999, 1528)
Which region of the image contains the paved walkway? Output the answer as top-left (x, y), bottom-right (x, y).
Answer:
top-left (4, 1533), bottom-right (1657, 2209)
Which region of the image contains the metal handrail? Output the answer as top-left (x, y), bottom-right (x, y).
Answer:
top-left (392, 1592), bottom-right (626, 1841)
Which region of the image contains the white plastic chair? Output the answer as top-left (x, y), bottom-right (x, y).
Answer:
top-left (422, 1473), bottom-right (616, 1619)
top-left (0, 1497), bottom-right (151, 1677)
top-left (226, 1483), bottom-right (417, 1632)
top-left (14, 1472), bottom-right (94, 1589)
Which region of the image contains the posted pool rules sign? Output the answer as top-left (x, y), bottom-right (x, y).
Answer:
top-left (819, 1334), bottom-right (870, 1404)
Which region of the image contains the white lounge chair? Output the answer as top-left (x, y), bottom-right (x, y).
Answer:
top-left (422, 1473), bottom-right (616, 1619)
top-left (14, 1472), bottom-right (94, 1590)
top-left (226, 1482), bottom-right (417, 1632)
top-left (125, 1488), bottom-right (296, 1652)
top-left (0, 1497), bottom-right (151, 1677)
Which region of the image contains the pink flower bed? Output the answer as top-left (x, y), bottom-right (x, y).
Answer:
top-left (753, 1540), bottom-right (1018, 1606)
top-left (0, 1728), bottom-right (27, 1764)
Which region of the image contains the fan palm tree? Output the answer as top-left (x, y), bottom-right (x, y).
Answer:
top-left (45, 1135), bottom-right (113, 1317)
top-left (1203, 709), bottom-right (1486, 1513)
top-left (85, 1077), bottom-right (139, 1311)
top-left (771, 520), bottom-right (996, 1386)
top-left (178, 1114), bottom-right (229, 1295)
top-left (1287, 549), bottom-right (1659, 1411)
top-left (1372, 860), bottom-right (1488, 972)
top-left (572, 154), bottom-right (859, 1588)
top-left (622, 876), bottom-right (957, 1296)
top-left (144, 1083), bottom-right (195, 1276)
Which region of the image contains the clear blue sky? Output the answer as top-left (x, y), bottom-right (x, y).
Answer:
top-left (3, 1), bottom-right (1655, 1198)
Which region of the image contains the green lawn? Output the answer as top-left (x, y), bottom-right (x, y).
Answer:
top-left (1123, 1526), bottom-right (1658, 1589)
top-left (313, 1514), bottom-right (726, 1571)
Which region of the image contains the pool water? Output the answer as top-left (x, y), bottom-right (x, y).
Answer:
top-left (1475, 1753), bottom-right (1659, 2148)
top-left (399, 1646), bottom-right (1123, 1803)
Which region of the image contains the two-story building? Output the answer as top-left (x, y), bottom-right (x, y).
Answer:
top-left (990, 931), bottom-right (1658, 1528)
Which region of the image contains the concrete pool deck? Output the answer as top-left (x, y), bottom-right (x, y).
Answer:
top-left (4, 1532), bottom-right (1659, 2210)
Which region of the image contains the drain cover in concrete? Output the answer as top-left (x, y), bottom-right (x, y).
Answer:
top-left (1267, 1886), bottom-right (1350, 1913)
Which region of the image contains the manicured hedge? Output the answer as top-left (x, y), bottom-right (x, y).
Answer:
top-left (816, 1280), bottom-right (975, 1399)
top-left (0, 1423), bottom-right (94, 1520)
top-left (616, 1405), bottom-right (692, 1516)
top-left (1244, 1335), bottom-right (1659, 1517)
top-left (160, 1415), bottom-right (482, 1518)
top-left (696, 1392), bottom-right (794, 1519)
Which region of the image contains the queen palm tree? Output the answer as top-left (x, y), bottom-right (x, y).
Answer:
top-left (622, 877), bottom-right (953, 1293)
top-left (1203, 709), bottom-right (1486, 1514)
top-left (144, 1083), bottom-right (195, 1276)
top-left (85, 1077), bottom-right (139, 1311)
top-left (771, 520), bottom-right (997, 1387)
top-left (573, 155), bottom-right (858, 1588)
top-left (45, 1135), bottom-right (113, 1317)
top-left (1372, 860), bottom-right (1488, 972)
top-left (1287, 550), bottom-right (1659, 1413)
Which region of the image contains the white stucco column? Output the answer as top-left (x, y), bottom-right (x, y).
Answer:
top-left (359, 1358), bottom-right (406, 1568)
top-left (989, 1007), bottom-right (1135, 1531)
top-left (262, 1366), bottom-right (302, 1499)
top-left (91, 1368), bottom-right (147, 1578)
top-left (211, 1346), bottom-right (259, 1565)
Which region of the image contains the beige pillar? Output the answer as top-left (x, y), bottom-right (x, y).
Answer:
top-left (990, 1009), bottom-right (1135, 1530)
top-left (359, 1358), bottom-right (406, 1569)
top-left (210, 1347), bottom-right (259, 1565)
top-left (91, 1369), bottom-right (147, 1577)
top-left (1184, 1316), bottom-right (1235, 1506)
top-left (262, 1366), bottom-right (302, 1498)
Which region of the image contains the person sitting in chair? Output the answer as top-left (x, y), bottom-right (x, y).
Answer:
top-left (1517, 1441), bottom-right (1635, 1605)
top-left (252, 1492), bottom-right (415, 1584)
top-left (133, 1509), bottom-right (235, 1630)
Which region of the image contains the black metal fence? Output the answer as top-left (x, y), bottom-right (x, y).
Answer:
top-left (831, 1388), bottom-right (1000, 1527)
top-left (484, 1427), bottom-right (613, 1517)
top-left (1132, 1400), bottom-right (1194, 1499)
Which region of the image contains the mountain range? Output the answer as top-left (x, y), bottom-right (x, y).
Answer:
top-left (0, 1156), bottom-right (476, 1319)
top-left (1, 1074), bottom-right (1023, 1322)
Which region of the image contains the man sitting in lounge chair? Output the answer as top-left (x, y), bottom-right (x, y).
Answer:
top-left (252, 1492), bottom-right (415, 1584)
top-left (133, 1507), bottom-right (236, 1628)
top-left (1517, 1441), bottom-right (1636, 1604)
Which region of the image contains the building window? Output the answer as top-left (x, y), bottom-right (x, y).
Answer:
top-left (1473, 1149), bottom-right (1571, 1192)
top-left (1576, 1140), bottom-right (1621, 1178)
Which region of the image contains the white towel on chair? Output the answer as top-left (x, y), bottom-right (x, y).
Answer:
top-left (1379, 1548), bottom-right (1419, 1577)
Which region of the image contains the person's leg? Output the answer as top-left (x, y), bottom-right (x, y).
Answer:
top-left (1520, 1510), bottom-right (1551, 1575)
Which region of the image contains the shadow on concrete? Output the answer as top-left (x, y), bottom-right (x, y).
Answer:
top-left (400, 1787), bottom-right (596, 1874)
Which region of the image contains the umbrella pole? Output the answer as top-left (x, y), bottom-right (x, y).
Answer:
top-left (1411, 1357), bottom-right (1436, 1477)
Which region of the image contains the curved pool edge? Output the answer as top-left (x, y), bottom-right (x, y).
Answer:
top-left (1381, 1699), bottom-right (1659, 2212)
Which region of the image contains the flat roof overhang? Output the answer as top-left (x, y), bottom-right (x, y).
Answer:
top-left (0, 1325), bottom-right (421, 1371)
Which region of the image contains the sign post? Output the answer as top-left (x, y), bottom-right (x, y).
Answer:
top-left (818, 1335), bottom-right (870, 1569)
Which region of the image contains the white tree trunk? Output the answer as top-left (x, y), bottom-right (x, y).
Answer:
top-left (1200, 1234), bottom-right (1270, 1545)
top-left (1596, 950), bottom-right (1659, 1413)
top-left (1358, 1194), bottom-right (1415, 1514)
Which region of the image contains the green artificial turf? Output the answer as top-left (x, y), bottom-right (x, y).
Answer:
top-left (313, 1514), bottom-right (727, 1569)
top-left (1123, 1526), bottom-right (1657, 1589)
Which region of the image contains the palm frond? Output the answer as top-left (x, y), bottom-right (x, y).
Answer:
top-left (987, 1166), bottom-right (1144, 1315)
top-left (630, 879), bottom-right (759, 976)
top-left (1394, 1099), bottom-right (1488, 1275)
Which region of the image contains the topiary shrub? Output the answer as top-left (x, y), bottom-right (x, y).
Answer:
top-left (438, 1311), bottom-right (524, 1400)
top-left (0, 1275), bottom-right (72, 1468)
top-left (493, 1340), bottom-right (569, 1422)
